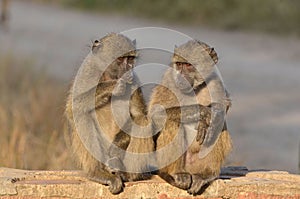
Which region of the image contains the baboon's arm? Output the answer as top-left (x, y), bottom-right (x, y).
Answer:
top-left (198, 102), bottom-right (226, 158)
top-left (151, 104), bottom-right (211, 123)
top-left (72, 80), bottom-right (119, 113)
top-left (150, 104), bottom-right (212, 135)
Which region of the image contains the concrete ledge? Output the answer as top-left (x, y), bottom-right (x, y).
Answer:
top-left (0, 167), bottom-right (299, 199)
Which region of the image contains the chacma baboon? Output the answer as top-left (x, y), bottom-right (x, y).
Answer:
top-left (149, 40), bottom-right (232, 195)
top-left (65, 33), bottom-right (154, 194)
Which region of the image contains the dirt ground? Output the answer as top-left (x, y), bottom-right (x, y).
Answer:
top-left (0, 1), bottom-right (299, 173)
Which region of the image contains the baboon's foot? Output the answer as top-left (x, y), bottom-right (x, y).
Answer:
top-left (159, 172), bottom-right (192, 190)
top-left (89, 174), bottom-right (124, 194)
top-left (107, 175), bottom-right (124, 194)
top-left (172, 172), bottom-right (192, 190)
top-left (187, 174), bottom-right (216, 195)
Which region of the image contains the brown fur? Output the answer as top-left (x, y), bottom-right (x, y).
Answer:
top-left (65, 33), bottom-right (154, 194)
top-left (149, 40), bottom-right (232, 195)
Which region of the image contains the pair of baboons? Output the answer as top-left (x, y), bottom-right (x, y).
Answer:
top-left (65, 33), bottom-right (232, 195)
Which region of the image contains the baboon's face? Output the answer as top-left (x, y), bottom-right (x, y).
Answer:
top-left (113, 53), bottom-right (136, 79)
top-left (172, 40), bottom-right (218, 90)
top-left (108, 52), bottom-right (137, 79)
top-left (173, 60), bottom-right (196, 86)
top-left (172, 52), bottom-right (203, 91)
top-left (115, 54), bottom-right (136, 78)
top-left (91, 33), bottom-right (137, 80)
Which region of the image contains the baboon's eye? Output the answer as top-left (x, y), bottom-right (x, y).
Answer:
top-left (127, 56), bottom-right (136, 61)
top-left (117, 57), bottom-right (124, 62)
top-left (177, 62), bottom-right (192, 68)
top-left (184, 63), bottom-right (195, 71)
top-left (175, 62), bottom-right (183, 70)
top-left (176, 62), bottom-right (182, 66)
top-left (185, 63), bottom-right (192, 67)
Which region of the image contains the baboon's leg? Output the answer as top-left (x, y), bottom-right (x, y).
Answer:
top-left (106, 131), bottom-right (131, 178)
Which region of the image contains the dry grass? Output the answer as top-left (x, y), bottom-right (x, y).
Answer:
top-left (0, 54), bottom-right (72, 170)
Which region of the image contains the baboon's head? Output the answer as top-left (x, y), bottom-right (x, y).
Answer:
top-left (92, 33), bottom-right (137, 79)
top-left (172, 40), bottom-right (218, 90)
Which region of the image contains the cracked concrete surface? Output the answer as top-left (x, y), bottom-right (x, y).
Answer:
top-left (0, 1), bottom-right (300, 173)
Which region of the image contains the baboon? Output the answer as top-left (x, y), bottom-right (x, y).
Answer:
top-left (149, 40), bottom-right (232, 195)
top-left (65, 33), bottom-right (154, 194)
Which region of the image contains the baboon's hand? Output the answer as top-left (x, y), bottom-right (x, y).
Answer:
top-left (112, 71), bottom-right (134, 96)
top-left (112, 79), bottom-right (127, 96)
top-left (198, 103), bottom-right (225, 158)
top-left (94, 94), bottom-right (110, 110)
top-left (121, 71), bottom-right (133, 84)
top-left (196, 116), bottom-right (210, 144)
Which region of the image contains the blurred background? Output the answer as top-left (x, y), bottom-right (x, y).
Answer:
top-left (0, 0), bottom-right (299, 173)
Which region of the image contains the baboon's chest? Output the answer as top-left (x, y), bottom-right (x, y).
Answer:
top-left (195, 86), bottom-right (211, 106)
top-left (95, 104), bottom-right (120, 142)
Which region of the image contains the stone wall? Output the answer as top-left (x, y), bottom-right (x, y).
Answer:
top-left (0, 167), bottom-right (299, 199)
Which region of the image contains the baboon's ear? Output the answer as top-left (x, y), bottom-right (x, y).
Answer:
top-left (132, 39), bottom-right (136, 46)
top-left (92, 40), bottom-right (101, 53)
